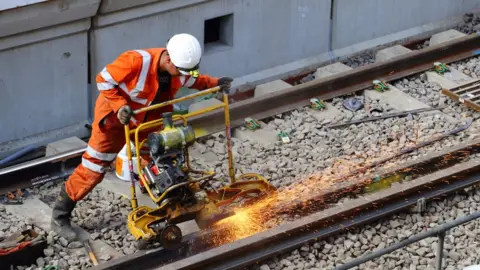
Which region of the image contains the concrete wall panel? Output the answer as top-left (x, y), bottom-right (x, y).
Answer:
top-left (333, 0), bottom-right (480, 49)
top-left (0, 32), bottom-right (89, 144)
top-left (0, 0), bottom-right (100, 38)
top-left (91, 0), bottom-right (331, 82)
top-left (98, 0), bottom-right (161, 14)
top-left (0, 0), bottom-right (48, 11)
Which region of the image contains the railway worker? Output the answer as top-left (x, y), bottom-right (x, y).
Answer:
top-left (51, 33), bottom-right (233, 241)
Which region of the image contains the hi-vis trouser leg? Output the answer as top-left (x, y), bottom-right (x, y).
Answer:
top-left (64, 107), bottom-right (172, 201)
top-left (64, 111), bottom-right (161, 201)
top-left (65, 113), bottom-right (125, 201)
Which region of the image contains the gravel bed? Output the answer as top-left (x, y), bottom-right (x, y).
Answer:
top-left (32, 182), bottom-right (138, 257)
top-left (0, 203), bottom-right (94, 270)
top-left (193, 78), bottom-right (474, 189)
top-left (71, 187), bottom-right (138, 255)
top-left (340, 12), bottom-right (480, 69)
top-left (3, 82), bottom-right (475, 270)
top-left (0, 205), bottom-right (35, 240)
top-left (455, 13), bottom-right (480, 35)
top-left (252, 183), bottom-right (480, 270)
top-left (450, 55), bottom-right (480, 79)
top-left (393, 74), bottom-right (447, 107)
top-left (342, 51), bottom-right (376, 68)
top-left (392, 72), bottom-right (480, 123)
top-left (0, 181), bottom-right (136, 270)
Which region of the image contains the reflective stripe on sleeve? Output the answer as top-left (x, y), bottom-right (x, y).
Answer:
top-left (97, 82), bottom-right (113, 91)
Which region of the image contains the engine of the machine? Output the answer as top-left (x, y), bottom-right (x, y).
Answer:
top-left (141, 112), bottom-right (196, 199)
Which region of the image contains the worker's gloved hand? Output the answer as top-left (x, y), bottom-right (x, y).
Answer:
top-left (217, 77), bottom-right (233, 94)
top-left (117, 105), bottom-right (133, 125)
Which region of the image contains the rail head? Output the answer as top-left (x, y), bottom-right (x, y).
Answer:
top-left (0, 146), bottom-right (85, 175)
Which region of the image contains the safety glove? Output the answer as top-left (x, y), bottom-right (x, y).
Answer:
top-left (117, 105), bottom-right (133, 125)
top-left (218, 77), bottom-right (233, 94)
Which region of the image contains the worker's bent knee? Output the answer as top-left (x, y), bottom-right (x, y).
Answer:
top-left (65, 163), bottom-right (107, 201)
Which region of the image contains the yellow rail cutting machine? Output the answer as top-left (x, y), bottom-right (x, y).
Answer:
top-left (122, 86), bottom-right (276, 250)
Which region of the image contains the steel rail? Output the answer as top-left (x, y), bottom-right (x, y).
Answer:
top-left (0, 147), bottom-right (84, 194)
top-left (154, 159), bottom-right (480, 270)
top-left (1, 33), bottom-right (479, 195)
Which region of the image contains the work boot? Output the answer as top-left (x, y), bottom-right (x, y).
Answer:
top-left (51, 185), bottom-right (78, 241)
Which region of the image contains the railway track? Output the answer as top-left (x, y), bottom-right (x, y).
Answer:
top-left (1, 21), bottom-right (480, 270)
top-left (90, 139), bottom-right (480, 270)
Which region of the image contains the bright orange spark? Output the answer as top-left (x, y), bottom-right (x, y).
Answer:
top-left (209, 158), bottom-right (377, 246)
top-left (208, 139), bottom-right (462, 247)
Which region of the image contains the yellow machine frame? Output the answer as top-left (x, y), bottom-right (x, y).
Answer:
top-left (122, 86), bottom-right (276, 249)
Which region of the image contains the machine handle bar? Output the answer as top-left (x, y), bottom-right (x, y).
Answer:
top-left (132, 86), bottom-right (221, 115)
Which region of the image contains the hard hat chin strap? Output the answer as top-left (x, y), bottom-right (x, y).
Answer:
top-left (176, 62), bottom-right (201, 78)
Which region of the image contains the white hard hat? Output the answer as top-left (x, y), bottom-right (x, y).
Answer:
top-left (166, 33), bottom-right (202, 76)
top-left (464, 265), bottom-right (480, 270)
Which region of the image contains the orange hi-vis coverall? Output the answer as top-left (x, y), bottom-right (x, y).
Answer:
top-left (65, 48), bottom-right (219, 201)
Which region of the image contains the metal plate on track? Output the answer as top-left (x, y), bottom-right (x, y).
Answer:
top-left (442, 79), bottom-right (480, 111)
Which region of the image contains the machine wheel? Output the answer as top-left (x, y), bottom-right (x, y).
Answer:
top-left (136, 238), bottom-right (149, 250)
top-left (158, 225), bottom-right (182, 250)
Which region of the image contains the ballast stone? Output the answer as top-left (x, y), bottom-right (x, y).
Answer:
top-left (254, 80), bottom-right (292, 97)
top-left (375, 45), bottom-right (412, 62)
top-left (429, 29), bottom-right (467, 46)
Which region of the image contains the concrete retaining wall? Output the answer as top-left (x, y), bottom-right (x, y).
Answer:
top-left (332, 0), bottom-right (480, 49)
top-left (91, 0), bottom-right (331, 81)
top-left (0, 0), bottom-right (478, 156)
top-left (0, 0), bottom-right (100, 156)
